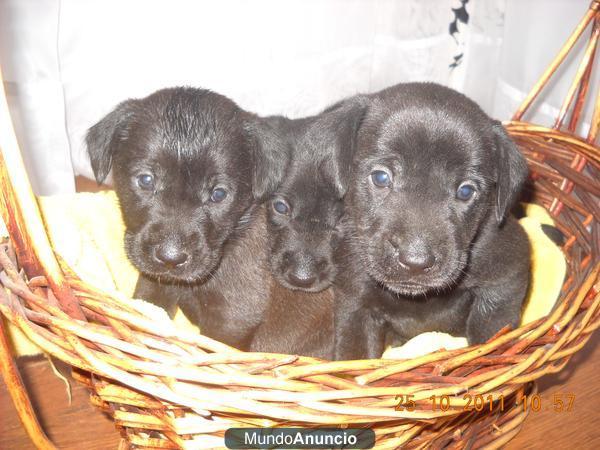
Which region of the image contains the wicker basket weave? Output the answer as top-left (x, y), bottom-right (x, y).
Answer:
top-left (1, 2), bottom-right (599, 449)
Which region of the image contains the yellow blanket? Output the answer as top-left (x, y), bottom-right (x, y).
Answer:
top-left (4, 192), bottom-right (566, 359)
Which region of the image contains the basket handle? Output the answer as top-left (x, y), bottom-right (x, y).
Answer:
top-left (512, 0), bottom-right (600, 144)
top-left (510, 1), bottom-right (600, 216)
top-left (0, 67), bottom-right (85, 321)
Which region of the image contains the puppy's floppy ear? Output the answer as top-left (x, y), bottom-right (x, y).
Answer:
top-left (492, 121), bottom-right (528, 224)
top-left (245, 118), bottom-right (290, 201)
top-left (85, 100), bottom-right (137, 184)
top-left (324, 95), bottom-right (369, 196)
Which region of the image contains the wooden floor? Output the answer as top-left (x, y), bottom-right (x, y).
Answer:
top-left (1, 330), bottom-right (599, 449)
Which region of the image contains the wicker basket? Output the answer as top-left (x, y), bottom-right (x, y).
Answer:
top-left (1, 3), bottom-right (599, 449)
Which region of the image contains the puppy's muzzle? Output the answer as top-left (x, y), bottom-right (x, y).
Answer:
top-left (385, 236), bottom-right (436, 274)
top-left (283, 252), bottom-right (329, 290)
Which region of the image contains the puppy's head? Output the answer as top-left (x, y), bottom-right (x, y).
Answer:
top-left (86, 87), bottom-right (286, 283)
top-left (266, 98), bottom-right (367, 292)
top-left (350, 83), bottom-right (528, 296)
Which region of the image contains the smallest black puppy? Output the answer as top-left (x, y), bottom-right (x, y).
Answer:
top-left (249, 98), bottom-right (366, 359)
top-left (263, 98), bottom-right (366, 292)
top-left (334, 83), bottom-right (531, 360)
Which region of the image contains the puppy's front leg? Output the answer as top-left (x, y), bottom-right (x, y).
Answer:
top-left (334, 303), bottom-right (385, 360)
top-left (333, 278), bottom-right (388, 360)
top-left (467, 217), bottom-right (530, 344)
top-left (466, 282), bottom-right (528, 344)
top-left (332, 235), bottom-right (387, 359)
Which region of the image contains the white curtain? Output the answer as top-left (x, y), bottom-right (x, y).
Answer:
top-left (0, 0), bottom-right (595, 195)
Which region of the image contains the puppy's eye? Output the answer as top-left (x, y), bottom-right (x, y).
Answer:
top-left (370, 170), bottom-right (392, 188)
top-left (210, 187), bottom-right (227, 203)
top-left (456, 183), bottom-right (476, 201)
top-left (273, 199), bottom-right (291, 215)
top-left (136, 173), bottom-right (155, 190)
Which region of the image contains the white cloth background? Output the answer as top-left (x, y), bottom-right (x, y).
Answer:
top-left (0, 0), bottom-right (596, 194)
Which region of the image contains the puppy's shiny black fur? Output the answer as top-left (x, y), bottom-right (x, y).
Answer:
top-left (249, 100), bottom-right (366, 359)
top-left (334, 83), bottom-right (531, 360)
top-left (86, 87), bottom-right (287, 349)
top-left (262, 100), bottom-right (366, 292)
top-left (249, 281), bottom-right (335, 359)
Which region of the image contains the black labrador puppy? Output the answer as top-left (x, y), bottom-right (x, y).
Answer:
top-left (334, 83), bottom-right (530, 360)
top-left (86, 87), bottom-right (287, 350)
top-left (249, 99), bottom-right (366, 358)
top-left (263, 99), bottom-right (366, 292)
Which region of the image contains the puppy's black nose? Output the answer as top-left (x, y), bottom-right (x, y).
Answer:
top-left (154, 244), bottom-right (188, 268)
top-left (388, 238), bottom-right (435, 273)
top-left (397, 250), bottom-right (435, 273)
top-left (287, 268), bottom-right (318, 288)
